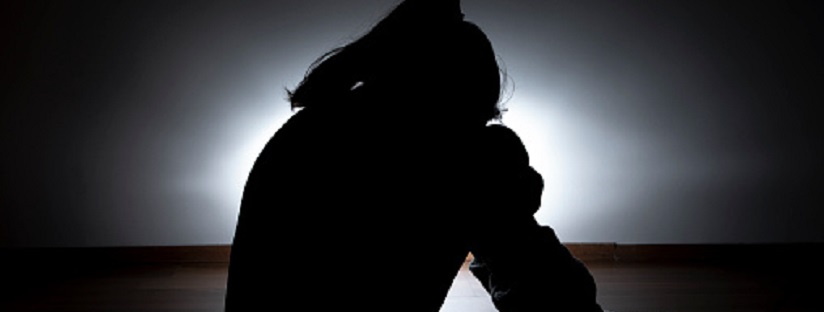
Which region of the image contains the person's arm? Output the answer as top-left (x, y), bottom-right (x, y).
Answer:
top-left (468, 125), bottom-right (603, 312)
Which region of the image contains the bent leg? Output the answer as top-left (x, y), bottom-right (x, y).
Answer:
top-left (470, 221), bottom-right (602, 312)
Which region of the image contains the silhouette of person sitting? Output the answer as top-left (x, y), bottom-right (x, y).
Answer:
top-left (225, 1), bottom-right (603, 311)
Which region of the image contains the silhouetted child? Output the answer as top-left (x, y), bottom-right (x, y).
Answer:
top-left (470, 124), bottom-right (603, 312)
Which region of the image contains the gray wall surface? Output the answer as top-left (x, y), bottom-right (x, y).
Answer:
top-left (2, 0), bottom-right (822, 247)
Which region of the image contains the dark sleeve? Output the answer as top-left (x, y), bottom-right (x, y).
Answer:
top-left (468, 126), bottom-right (602, 312)
top-left (483, 124), bottom-right (544, 216)
top-left (484, 124), bottom-right (530, 165)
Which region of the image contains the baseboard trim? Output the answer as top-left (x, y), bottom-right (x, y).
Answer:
top-left (566, 243), bottom-right (824, 263)
top-left (1, 245), bottom-right (232, 265)
top-left (2, 243), bottom-right (821, 265)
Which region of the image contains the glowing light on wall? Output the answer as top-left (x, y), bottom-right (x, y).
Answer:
top-left (500, 91), bottom-right (654, 241)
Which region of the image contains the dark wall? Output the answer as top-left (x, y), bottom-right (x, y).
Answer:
top-left (2, 0), bottom-right (822, 247)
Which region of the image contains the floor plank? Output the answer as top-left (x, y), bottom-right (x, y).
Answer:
top-left (1, 260), bottom-right (821, 311)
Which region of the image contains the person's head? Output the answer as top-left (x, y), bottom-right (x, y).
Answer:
top-left (288, 0), bottom-right (503, 126)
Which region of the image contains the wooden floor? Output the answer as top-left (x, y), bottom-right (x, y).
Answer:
top-left (1, 260), bottom-right (820, 311)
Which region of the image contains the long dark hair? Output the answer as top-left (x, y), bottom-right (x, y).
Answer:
top-left (287, 0), bottom-right (504, 124)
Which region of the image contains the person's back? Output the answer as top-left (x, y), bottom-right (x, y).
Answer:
top-left (226, 101), bottom-right (477, 311)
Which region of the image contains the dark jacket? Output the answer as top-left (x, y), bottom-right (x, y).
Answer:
top-left (225, 104), bottom-right (480, 311)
